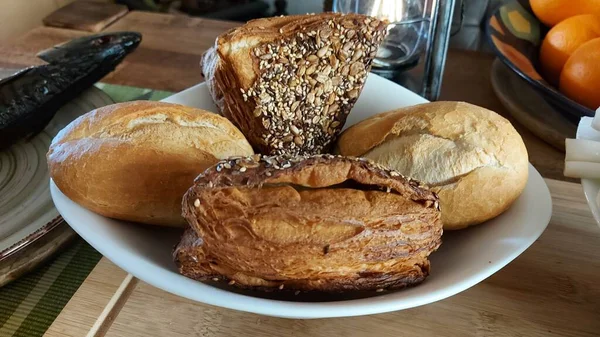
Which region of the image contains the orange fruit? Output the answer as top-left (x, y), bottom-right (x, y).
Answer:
top-left (559, 37), bottom-right (600, 109)
top-left (539, 14), bottom-right (600, 85)
top-left (530, 0), bottom-right (600, 27)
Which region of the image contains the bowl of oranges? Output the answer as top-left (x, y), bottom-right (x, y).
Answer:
top-left (486, 0), bottom-right (600, 120)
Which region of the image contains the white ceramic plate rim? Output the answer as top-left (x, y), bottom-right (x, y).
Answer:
top-left (50, 74), bottom-right (552, 319)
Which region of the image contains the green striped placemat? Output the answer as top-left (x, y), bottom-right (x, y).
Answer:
top-left (0, 242), bottom-right (101, 337)
top-left (0, 83), bottom-right (174, 337)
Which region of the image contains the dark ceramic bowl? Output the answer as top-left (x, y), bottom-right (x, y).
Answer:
top-left (485, 0), bottom-right (595, 121)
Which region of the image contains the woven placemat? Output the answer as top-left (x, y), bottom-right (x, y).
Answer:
top-left (0, 83), bottom-right (173, 337)
top-left (0, 241), bottom-right (100, 337)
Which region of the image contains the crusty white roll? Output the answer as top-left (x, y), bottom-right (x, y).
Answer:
top-left (47, 101), bottom-right (254, 227)
top-left (335, 101), bottom-right (529, 230)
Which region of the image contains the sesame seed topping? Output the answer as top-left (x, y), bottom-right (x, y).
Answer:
top-left (194, 199), bottom-right (201, 207)
top-left (243, 15), bottom-right (386, 155)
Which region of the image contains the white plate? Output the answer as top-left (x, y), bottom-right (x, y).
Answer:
top-left (50, 74), bottom-right (553, 319)
top-left (575, 117), bottom-right (600, 227)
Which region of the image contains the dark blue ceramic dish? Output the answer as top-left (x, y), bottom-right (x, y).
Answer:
top-left (485, 0), bottom-right (595, 121)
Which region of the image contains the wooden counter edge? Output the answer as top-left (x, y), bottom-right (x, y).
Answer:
top-left (43, 259), bottom-right (133, 337)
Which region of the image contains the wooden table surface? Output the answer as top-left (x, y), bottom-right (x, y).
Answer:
top-left (0, 9), bottom-right (591, 337)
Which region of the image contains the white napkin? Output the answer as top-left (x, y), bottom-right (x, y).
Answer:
top-left (566, 116), bottom-right (600, 178)
top-left (592, 108), bottom-right (600, 131)
top-left (569, 112), bottom-right (600, 208)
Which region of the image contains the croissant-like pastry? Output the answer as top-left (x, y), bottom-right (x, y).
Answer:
top-left (174, 154), bottom-right (442, 292)
top-left (200, 13), bottom-right (388, 155)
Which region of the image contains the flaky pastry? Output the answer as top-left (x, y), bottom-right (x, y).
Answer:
top-left (174, 154), bottom-right (442, 292)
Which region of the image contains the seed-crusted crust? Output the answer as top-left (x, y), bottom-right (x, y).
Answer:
top-left (201, 13), bottom-right (388, 156)
top-left (175, 154), bottom-right (443, 292)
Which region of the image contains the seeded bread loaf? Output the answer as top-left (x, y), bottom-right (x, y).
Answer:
top-left (175, 154), bottom-right (442, 292)
top-left (200, 13), bottom-right (388, 156)
top-left (47, 101), bottom-right (254, 227)
top-left (335, 101), bottom-right (529, 230)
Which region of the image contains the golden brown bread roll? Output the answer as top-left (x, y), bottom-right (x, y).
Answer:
top-left (47, 101), bottom-right (254, 227)
top-left (175, 154), bottom-right (442, 292)
top-left (335, 101), bottom-right (529, 230)
top-left (201, 13), bottom-right (388, 156)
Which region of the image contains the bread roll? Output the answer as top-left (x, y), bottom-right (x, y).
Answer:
top-left (47, 101), bottom-right (254, 227)
top-left (175, 154), bottom-right (442, 292)
top-left (335, 101), bottom-right (529, 230)
top-left (201, 13), bottom-right (388, 156)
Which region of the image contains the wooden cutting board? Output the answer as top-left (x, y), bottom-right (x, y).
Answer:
top-left (43, 1), bottom-right (128, 32)
top-left (44, 179), bottom-right (600, 337)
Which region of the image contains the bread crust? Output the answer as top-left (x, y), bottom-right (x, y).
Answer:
top-left (335, 101), bottom-right (529, 230)
top-left (47, 101), bottom-right (254, 227)
top-left (201, 13), bottom-right (388, 155)
top-left (175, 154), bottom-right (443, 292)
